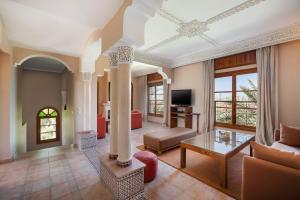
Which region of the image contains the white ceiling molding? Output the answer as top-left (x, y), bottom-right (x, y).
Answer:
top-left (205, 0), bottom-right (266, 25)
top-left (144, 0), bottom-right (265, 53)
top-left (171, 22), bottom-right (300, 67)
top-left (134, 51), bottom-right (170, 67)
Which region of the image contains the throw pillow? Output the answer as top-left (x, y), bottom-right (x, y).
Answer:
top-left (279, 124), bottom-right (300, 147)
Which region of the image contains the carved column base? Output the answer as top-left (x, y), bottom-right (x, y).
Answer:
top-left (117, 159), bottom-right (132, 167)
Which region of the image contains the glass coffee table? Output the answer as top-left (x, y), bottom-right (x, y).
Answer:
top-left (180, 129), bottom-right (255, 188)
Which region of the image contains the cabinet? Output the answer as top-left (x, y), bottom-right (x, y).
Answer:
top-left (170, 106), bottom-right (192, 129)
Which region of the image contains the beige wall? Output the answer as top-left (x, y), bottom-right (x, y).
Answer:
top-left (278, 40), bottom-right (300, 127)
top-left (22, 70), bottom-right (63, 151)
top-left (101, 0), bottom-right (132, 52)
top-left (98, 72), bottom-right (109, 114)
top-left (0, 52), bottom-right (13, 161)
top-left (170, 63), bottom-right (204, 130)
top-left (132, 76), bottom-right (146, 117)
top-left (0, 19), bottom-right (12, 54)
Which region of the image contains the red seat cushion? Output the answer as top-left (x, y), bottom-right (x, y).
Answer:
top-left (97, 114), bottom-right (106, 139)
top-left (133, 151), bottom-right (158, 182)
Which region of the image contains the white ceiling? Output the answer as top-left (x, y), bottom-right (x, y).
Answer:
top-left (0, 0), bottom-right (124, 56)
top-left (21, 57), bottom-right (67, 73)
top-left (131, 61), bottom-right (159, 77)
top-left (136, 0), bottom-right (300, 67)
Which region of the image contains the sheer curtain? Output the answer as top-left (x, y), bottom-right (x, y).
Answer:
top-left (162, 79), bottom-right (169, 126)
top-left (143, 76), bottom-right (148, 121)
top-left (200, 60), bottom-right (215, 134)
top-left (256, 46), bottom-right (279, 145)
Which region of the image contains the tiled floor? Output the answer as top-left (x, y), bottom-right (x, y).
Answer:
top-left (0, 122), bottom-right (234, 200)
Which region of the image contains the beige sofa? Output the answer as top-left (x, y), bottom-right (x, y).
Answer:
top-left (242, 130), bottom-right (300, 200)
top-left (143, 127), bottom-right (196, 155)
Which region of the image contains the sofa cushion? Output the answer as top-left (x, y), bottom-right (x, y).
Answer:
top-left (251, 141), bottom-right (300, 170)
top-left (279, 124), bottom-right (300, 147)
top-left (272, 142), bottom-right (300, 154)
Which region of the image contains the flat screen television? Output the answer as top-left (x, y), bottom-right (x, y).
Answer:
top-left (171, 89), bottom-right (192, 106)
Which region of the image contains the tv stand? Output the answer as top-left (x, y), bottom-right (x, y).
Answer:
top-left (170, 106), bottom-right (192, 129)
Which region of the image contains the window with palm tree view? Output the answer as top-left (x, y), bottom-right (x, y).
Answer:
top-left (214, 69), bottom-right (257, 129)
top-left (148, 83), bottom-right (164, 117)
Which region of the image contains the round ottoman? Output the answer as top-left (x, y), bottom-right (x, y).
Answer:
top-left (133, 151), bottom-right (158, 182)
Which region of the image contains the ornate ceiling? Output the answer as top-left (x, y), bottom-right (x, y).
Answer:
top-left (135, 0), bottom-right (300, 67)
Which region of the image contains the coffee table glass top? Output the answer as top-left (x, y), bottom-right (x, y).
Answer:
top-left (181, 129), bottom-right (255, 155)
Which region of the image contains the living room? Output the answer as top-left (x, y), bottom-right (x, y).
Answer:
top-left (0, 0), bottom-right (300, 200)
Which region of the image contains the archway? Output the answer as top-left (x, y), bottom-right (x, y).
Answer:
top-left (16, 56), bottom-right (75, 153)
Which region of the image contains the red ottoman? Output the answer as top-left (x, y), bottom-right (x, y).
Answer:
top-left (133, 151), bottom-right (158, 183)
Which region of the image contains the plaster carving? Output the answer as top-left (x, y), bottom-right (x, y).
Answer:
top-left (157, 8), bottom-right (183, 25)
top-left (144, 0), bottom-right (265, 52)
top-left (116, 46), bottom-right (134, 64)
top-left (108, 52), bottom-right (118, 67)
top-left (177, 20), bottom-right (208, 38)
top-left (138, 22), bottom-right (300, 68)
top-left (206, 0), bottom-right (266, 24)
top-left (171, 22), bottom-right (300, 67)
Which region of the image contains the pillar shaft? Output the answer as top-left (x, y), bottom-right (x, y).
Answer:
top-left (82, 72), bottom-right (92, 131)
top-left (116, 46), bottom-right (134, 166)
top-left (117, 63), bottom-right (132, 164)
top-left (109, 67), bottom-right (118, 159)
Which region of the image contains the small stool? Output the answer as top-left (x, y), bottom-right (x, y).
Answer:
top-left (133, 151), bottom-right (158, 182)
top-left (77, 131), bottom-right (97, 151)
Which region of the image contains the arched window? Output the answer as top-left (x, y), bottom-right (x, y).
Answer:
top-left (37, 107), bottom-right (60, 144)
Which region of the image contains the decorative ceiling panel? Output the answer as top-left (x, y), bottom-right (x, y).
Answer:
top-left (136, 0), bottom-right (300, 67)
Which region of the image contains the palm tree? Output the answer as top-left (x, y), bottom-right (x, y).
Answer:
top-left (216, 79), bottom-right (257, 125)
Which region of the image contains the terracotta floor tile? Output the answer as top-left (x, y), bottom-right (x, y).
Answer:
top-left (32, 178), bottom-right (50, 193)
top-left (51, 182), bottom-right (71, 200)
top-left (31, 188), bottom-right (50, 200)
top-left (0, 122), bottom-right (236, 200)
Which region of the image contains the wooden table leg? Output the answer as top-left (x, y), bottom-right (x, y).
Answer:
top-left (250, 143), bottom-right (253, 157)
top-left (180, 147), bottom-right (186, 168)
top-left (219, 158), bottom-right (228, 188)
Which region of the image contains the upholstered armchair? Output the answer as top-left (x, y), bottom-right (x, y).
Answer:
top-left (97, 113), bottom-right (106, 139)
top-left (131, 109), bottom-right (142, 129)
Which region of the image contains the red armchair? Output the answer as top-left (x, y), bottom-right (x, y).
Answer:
top-left (97, 114), bottom-right (106, 139)
top-left (131, 109), bottom-right (142, 129)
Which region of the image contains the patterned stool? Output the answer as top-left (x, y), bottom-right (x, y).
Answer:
top-left (133, 151), bottom-right (158, 182)
top-left (77, 131), bottom-right (97, 151)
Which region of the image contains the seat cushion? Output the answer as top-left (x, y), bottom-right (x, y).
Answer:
top-left (144, 128), bottom-right (197, 152)
top-left (251, 141), bottom-right (300, 170)
top-left (272, 142), bottom-right (300, 154)
top-left (279, 124), bottom-right (300, 147)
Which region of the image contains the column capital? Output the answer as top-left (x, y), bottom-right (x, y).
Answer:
top-left (108, 52), bottom-right (118, 67)
top-left (116, 46), bottom-right (134, 65)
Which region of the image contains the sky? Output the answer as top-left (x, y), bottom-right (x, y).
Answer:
top-left (215, 73), bottom-right (257, 92)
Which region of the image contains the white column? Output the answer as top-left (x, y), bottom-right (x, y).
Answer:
top-left (82, 72), bottom-right (92, 131)
top-left (108, 52), bottom-right (118, 159)
top-left (116, 46), bottom-right (134, 167)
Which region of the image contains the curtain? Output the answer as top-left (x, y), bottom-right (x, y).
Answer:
top-left (200, 60), bottom-right (215, 134)
top-left (143, 76), bottom-right (148, 121)
top-left (162, 79), bottom-right (169, 126)
top-left (256, 46), bottom-right (279, 145)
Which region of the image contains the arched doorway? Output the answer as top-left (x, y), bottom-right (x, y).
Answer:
top-left (17, 56), bottom-right (75, 152)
